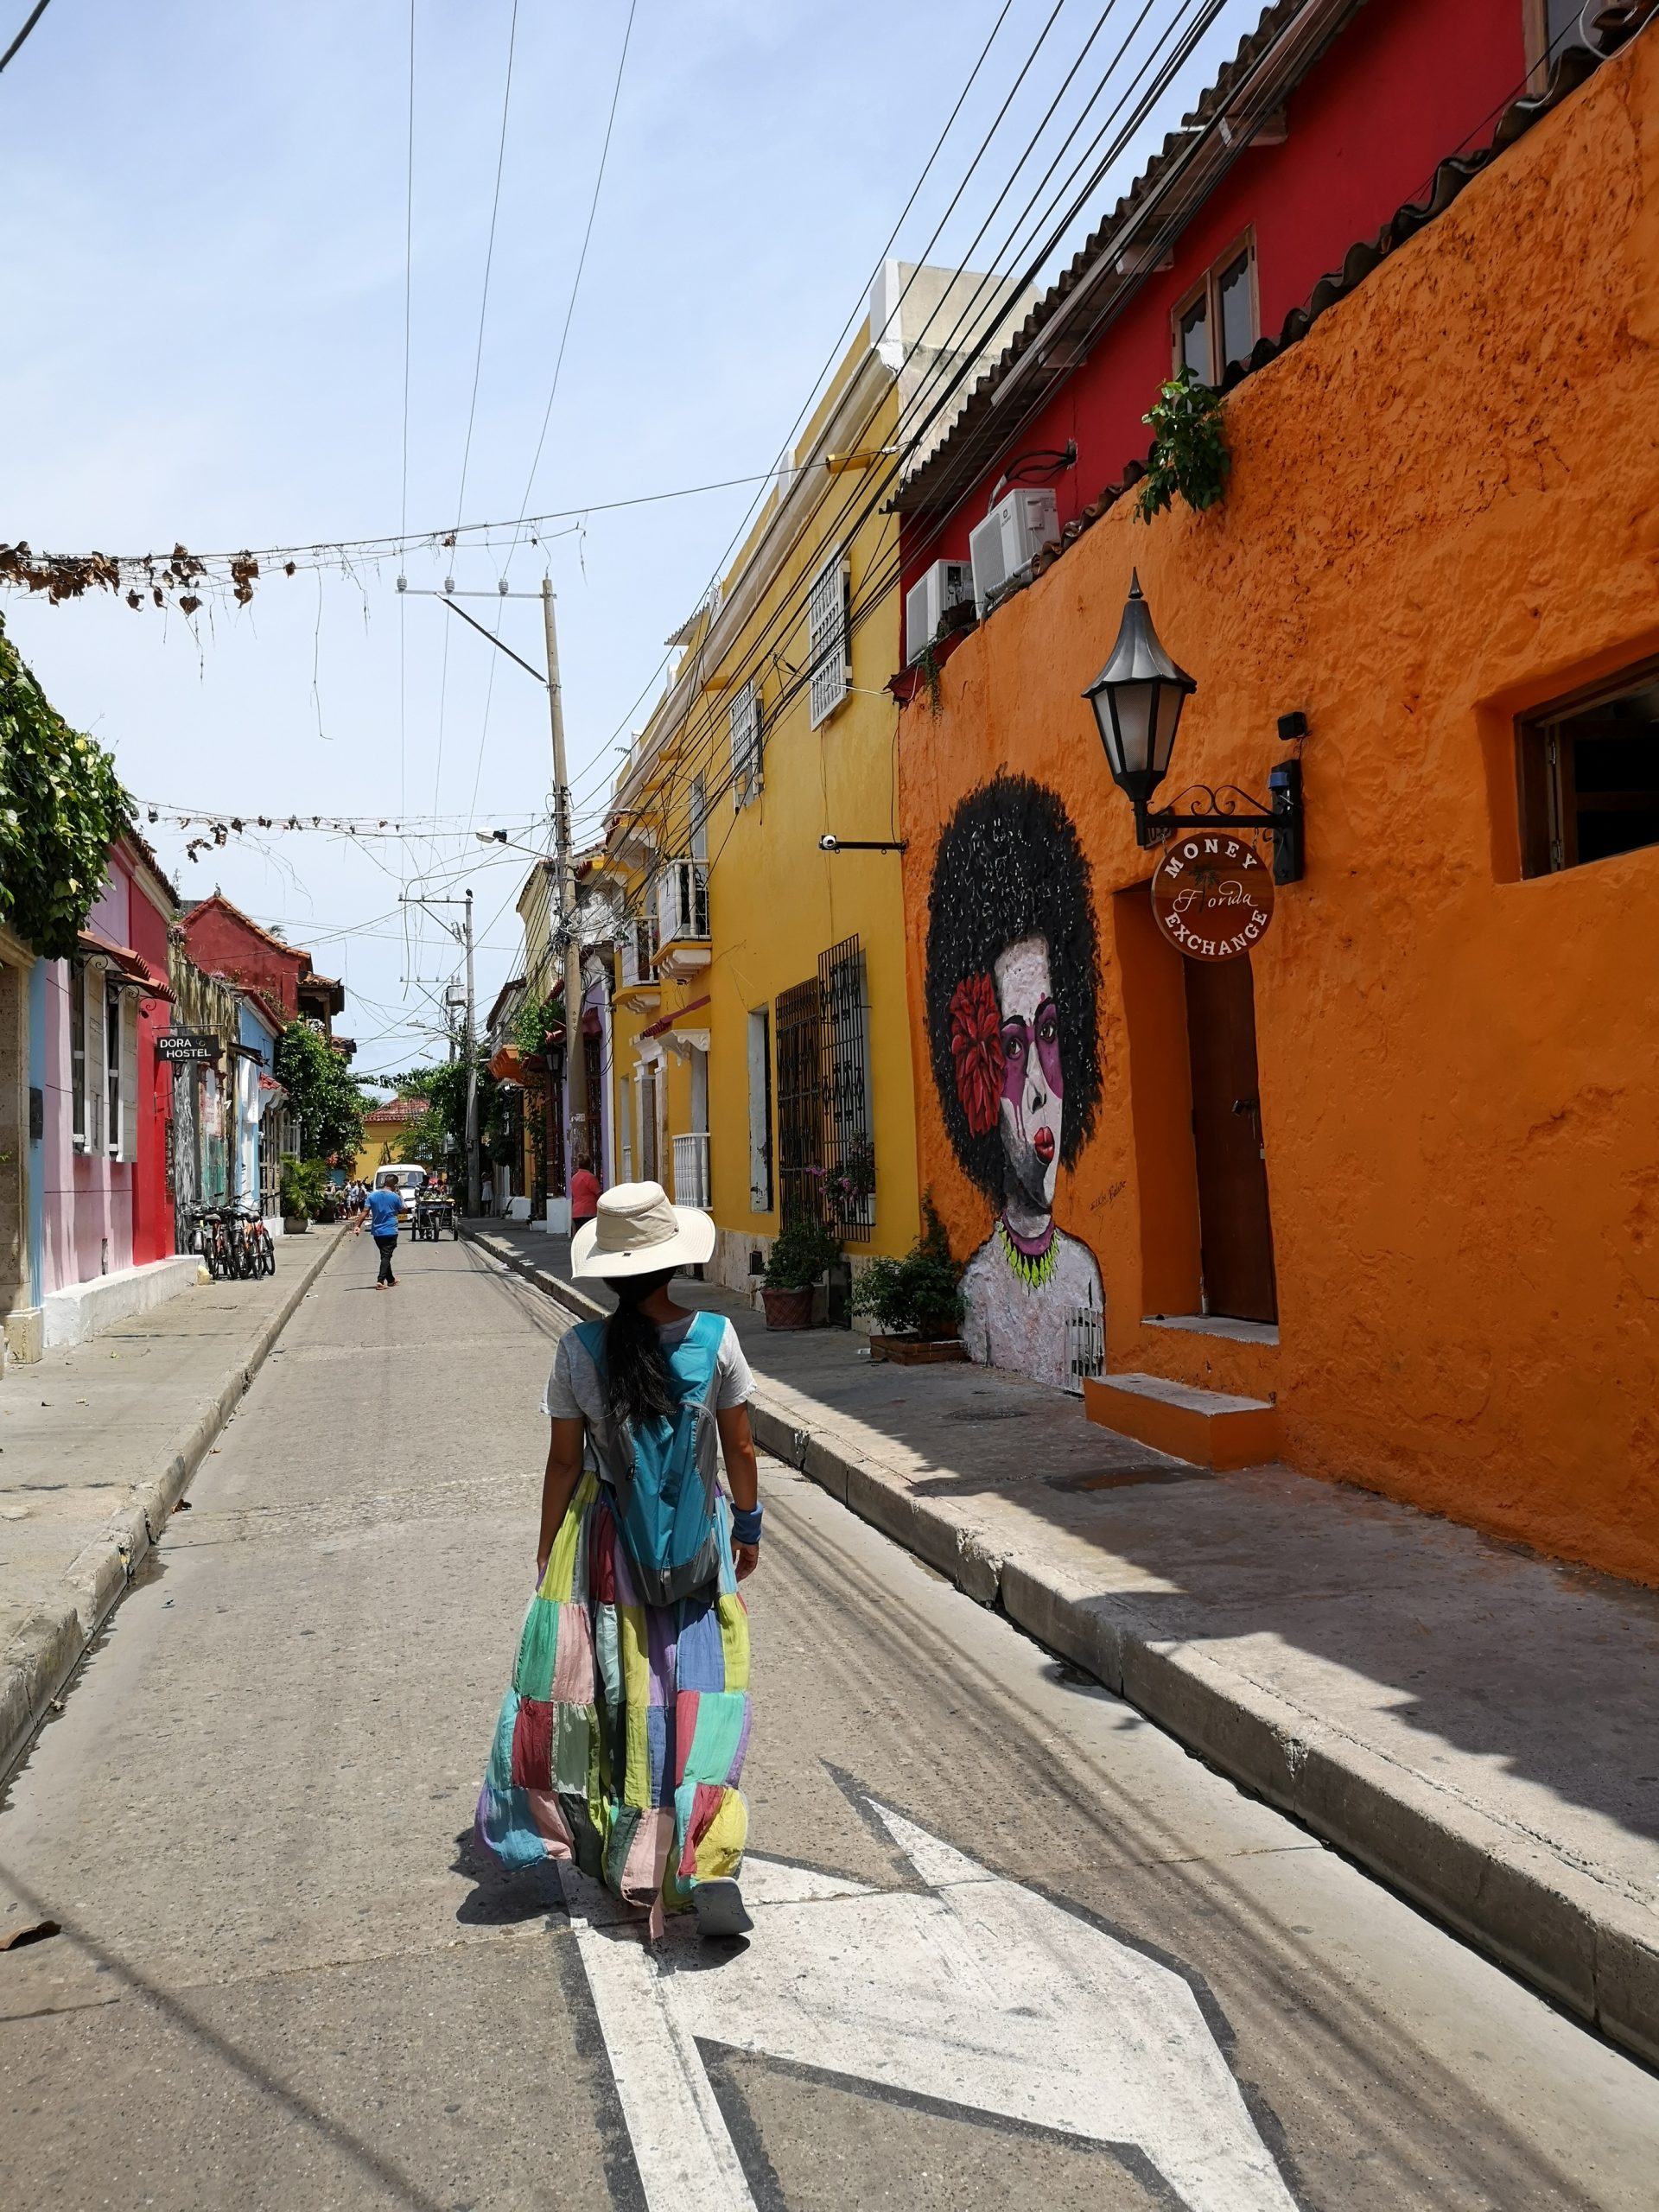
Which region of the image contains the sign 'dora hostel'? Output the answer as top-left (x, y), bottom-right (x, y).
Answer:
top-left (1150, 832), bottom-right (1274, 961)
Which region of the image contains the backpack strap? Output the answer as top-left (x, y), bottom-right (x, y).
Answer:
top-left (664, 1310), bottom-right (726, 1404)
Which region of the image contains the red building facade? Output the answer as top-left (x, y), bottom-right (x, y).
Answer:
top-left (180, 893), bottom-right (345, 1037)
top-left (898, 0), bottom-right (1541, 604)
top-left (122, 836), bottom-right (177, 1268)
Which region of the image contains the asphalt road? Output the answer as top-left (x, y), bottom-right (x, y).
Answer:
top-left (2, 1232), bottom-right (1656, 2209)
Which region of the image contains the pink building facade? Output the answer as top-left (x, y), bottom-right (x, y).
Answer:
top-left (38, 837), bottom-right (177, 1300)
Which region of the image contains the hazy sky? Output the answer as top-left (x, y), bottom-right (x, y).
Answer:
top-left (1, 0), bottom-right (1255, 1080)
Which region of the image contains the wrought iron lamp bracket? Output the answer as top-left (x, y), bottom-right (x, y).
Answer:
top-left (1135, 765), bottom-right (1305, 885)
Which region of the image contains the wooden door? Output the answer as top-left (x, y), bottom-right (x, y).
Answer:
top-left (1184, 955), bottom-right (1278, 1323)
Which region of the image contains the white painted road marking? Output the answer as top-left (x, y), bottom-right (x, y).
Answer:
top-left (565, 1796), bottom-right (1299, 2212)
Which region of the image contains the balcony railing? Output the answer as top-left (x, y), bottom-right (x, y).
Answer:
top-left (652, 859), bottom-right (709, 951)
top-left (671, 1131), bottom-right (710, 1209)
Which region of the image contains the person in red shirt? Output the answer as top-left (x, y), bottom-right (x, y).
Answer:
top-left (569, 1154), bottom-right (601, 1233)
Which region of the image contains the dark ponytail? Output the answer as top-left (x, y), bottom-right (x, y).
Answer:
top-left (604, 1268), bottom-right (676, 1427)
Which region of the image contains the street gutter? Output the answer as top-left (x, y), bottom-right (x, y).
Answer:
top-left (469, 1222), bottom-right (1659, 2071)
top-left (0, 1227), bottom-right (346, 1789)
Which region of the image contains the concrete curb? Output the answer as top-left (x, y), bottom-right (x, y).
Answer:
top-left (470, 1226), bottom-right (1659, 2069)
top-left (0, 1227), bottom-right (346, 1789)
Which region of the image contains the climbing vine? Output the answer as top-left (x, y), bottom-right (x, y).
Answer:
top-left (276, 1020), bottom-right (367, 1162)
top-left (512, 992), bottom-right (565, 1062)
top-left (0, 615), bottom-right (130, 958)
top-left (1135, 366), bottom-right (1231, 524)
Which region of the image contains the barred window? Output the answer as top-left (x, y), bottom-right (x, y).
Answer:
top-left (808, 553), bottom-right (850, 730)
top-left (817, 935), bottom-right (874, 1243)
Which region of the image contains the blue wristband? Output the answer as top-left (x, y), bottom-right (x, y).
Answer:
top-left (730, 1503), bottom-right (763, 1548)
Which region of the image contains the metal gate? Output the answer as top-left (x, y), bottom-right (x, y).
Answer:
top-left (171, 1063), bottom-right (200, 1249)
top-left (774, 976), bottom-right (822, 1227)
top-left (817, 936), bottom-right (874, 1243)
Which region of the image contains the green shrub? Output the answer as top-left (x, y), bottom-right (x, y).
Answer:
top-left (0, 616), bottom-right (131, 959)
top-left (851, 1198), bottom-right (963, 1336)
top-left (763, 1214), bottom-right (840, 1290)
top-left (279, 1156), bottom-right (328, 1221)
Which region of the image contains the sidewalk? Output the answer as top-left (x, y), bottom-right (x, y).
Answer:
top-left (470, 1218), bottom-right (1659, 2068)
top-left (0, 1227), bottom-right (346, 1785)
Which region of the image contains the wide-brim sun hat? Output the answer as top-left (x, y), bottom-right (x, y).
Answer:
top-left (569, 1179), bottom-right (716, 1279)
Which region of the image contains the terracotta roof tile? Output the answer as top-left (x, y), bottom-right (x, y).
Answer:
top-left (896, 9), bottom-right (1630, 521)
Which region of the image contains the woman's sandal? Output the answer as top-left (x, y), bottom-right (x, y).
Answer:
top-left (692, 1879), bottom-right (753, 1939)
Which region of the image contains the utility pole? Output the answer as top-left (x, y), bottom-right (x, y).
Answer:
top-left (543, 577), bottom-right (588, 1184)
top-left (463, 886), bottom-right (479, 1217)
top-left (400, 893), bottom-right (480, 1213)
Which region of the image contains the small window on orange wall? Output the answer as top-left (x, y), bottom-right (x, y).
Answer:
top-left (1516, 658), bottom-right (1659, 875)
top-left (1171, 232), bottom-right (1257, 385)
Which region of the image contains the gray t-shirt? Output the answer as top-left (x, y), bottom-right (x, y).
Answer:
top-left (541, 1313), bottom-right (754, 1424)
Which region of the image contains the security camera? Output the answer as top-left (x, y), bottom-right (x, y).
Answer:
top-left (818, 834), bottom-right (839, 852)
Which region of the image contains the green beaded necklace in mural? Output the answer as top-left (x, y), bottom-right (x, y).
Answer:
top-left (997, 1218), bottom-right (1058, 1293)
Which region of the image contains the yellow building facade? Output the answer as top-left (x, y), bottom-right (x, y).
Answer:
top-left (601, 264), bottom-right (1025, 1297)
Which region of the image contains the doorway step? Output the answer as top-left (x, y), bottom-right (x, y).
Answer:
top-left (1083, 1371), bottom-right (1280, 1471)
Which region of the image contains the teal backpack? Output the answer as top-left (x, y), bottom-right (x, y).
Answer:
top-left (573, 1312), bottom-right (726, 1604)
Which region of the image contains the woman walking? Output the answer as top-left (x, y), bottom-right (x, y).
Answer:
top-left (475, 1181), bottom-right (761, 1938)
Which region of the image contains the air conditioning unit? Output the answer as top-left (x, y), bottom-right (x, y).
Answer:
top-left (968, 488), bottom-right (1059, 617)
top-left (905, 560), bottom-right (974, 666)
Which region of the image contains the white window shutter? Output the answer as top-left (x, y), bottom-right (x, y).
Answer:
top-left (730, 682), bottom-right (762, 808)
top-left (120, 996), bottom-right (139, 1163)
top-left (808, 554), bottom-right (850, 729)
top-left (689, 774), bottom-right (709, 861)
top-left (85, 972), bottom-right (106, 1154)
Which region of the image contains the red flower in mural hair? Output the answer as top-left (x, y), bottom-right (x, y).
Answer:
top-left (950, 973), bottom-right (1004, 1137)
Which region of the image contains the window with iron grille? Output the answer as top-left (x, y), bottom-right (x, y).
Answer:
top-left (808, 553), bottom-right (851, 729)
top-left (731, 681), bottom-right (763, 808)
top-left (817, 935), bottom-right (874, 1243)
top-left (774, 976), bottom-right (823, 1227)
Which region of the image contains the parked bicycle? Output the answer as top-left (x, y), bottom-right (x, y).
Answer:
top-left (185, 1203), bottom-right (276, 1281)
top-left (229, 1203), bottom-right (276, 1279)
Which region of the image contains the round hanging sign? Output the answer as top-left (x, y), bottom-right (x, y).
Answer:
top-left (1150, 830), bottom-right (1274, 961)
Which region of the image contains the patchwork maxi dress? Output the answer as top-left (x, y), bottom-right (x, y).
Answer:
top-left (474, 1317), bottom-right (753, 1918)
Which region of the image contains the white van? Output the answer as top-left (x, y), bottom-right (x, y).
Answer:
top-left (373, 1164), bottom-right (427, 1219)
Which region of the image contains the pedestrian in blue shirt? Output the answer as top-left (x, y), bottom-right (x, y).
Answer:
top-left (356, 1183), bottom-right (403, 1287)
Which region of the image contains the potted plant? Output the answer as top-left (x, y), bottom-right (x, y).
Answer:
top-left (760, 1215), bottom-right (840, 1330)
top-left (279, 1157), bottom-right (326, 1235)
top-left (852, 1201), bottom-right (966, 1363)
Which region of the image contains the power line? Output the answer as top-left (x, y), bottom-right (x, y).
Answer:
top-left (512, 0), bottom-right (1062, 850)
top-left (0, 0), bottom-right (52, 76)
top-left (454, 0), bottom-right (521, 537)
top-left (398, 0), bottom-right (416, 825)
top-left (560, 0), bottom-right (1130, 841)
top-left (588, 0), bottom-right (1235, 907)
top-left (512, 0), bottom-right (639, 534)
top-left (432, 0), bottom-right (522, 872)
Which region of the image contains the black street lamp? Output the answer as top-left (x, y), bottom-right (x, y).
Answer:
top-left (1084, 571), bottom-right (1306, 883)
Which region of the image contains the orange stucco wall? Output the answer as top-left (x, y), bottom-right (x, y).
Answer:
top-left (899, 37), bottom-right (1659, 1584)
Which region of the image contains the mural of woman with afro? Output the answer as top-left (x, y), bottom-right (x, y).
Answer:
top-left (925, 773), bottom-right (1104, 1387)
